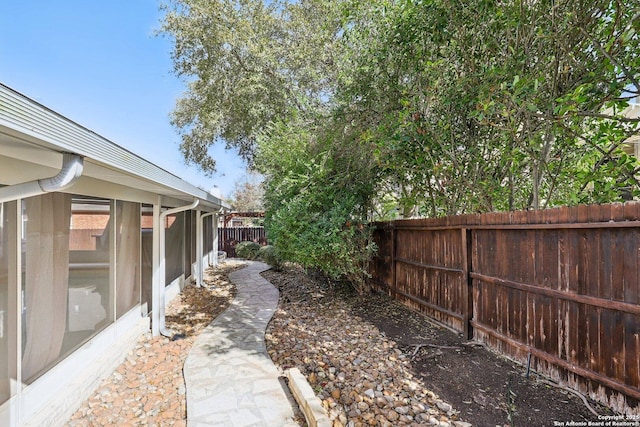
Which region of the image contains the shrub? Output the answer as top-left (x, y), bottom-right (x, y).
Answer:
top-left (235, 241), bottom-right (261, 259)
top-left (256, 117), bottom-right (378, 294)
top-left (257, 245), bottom-right (282, 270)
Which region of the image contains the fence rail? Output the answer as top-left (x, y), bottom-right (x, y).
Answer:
top-left (218, 227), bottom-right (267, 257)
top-left (370, 202), bottom-right (640, 414)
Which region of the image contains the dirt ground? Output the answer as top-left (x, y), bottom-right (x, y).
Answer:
top-left (265, 266), bottom-right (615, 427)
top-left (350, 290), bottom-right (616, 427)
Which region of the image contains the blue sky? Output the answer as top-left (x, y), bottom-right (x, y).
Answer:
top-left (0, 0), bottom-right (246, 199)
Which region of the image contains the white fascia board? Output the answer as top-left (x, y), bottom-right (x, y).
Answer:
top-left (0, 83), bottom-right (230, 211)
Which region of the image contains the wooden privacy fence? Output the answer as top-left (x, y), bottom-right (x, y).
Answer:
top-left (370, 202), bottom-right (640, 414)
top-left (218, 227), bottom-right (267, 257)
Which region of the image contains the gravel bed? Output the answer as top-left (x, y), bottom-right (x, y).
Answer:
top-left (264, 266), bottom-right (468, 427)
top-left (66, 261), bottom-right (242, 426)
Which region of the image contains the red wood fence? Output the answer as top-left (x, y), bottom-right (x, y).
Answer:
top-left (218, 227), bottom-right (267, 257)
top-left (370, 202), bottom-right (640, 414)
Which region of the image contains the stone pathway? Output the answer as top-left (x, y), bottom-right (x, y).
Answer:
top-left (67, 264), bottom-right (239, 427)
top-left (183, 261), bottom-right (298, 427)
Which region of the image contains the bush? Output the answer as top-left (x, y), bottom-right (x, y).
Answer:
top-left (235, 241), bottom-right (261, 259)
top-left (256, 117), bottom-right (378, 294)
top-left (257, 245), bottom-right (282, 270)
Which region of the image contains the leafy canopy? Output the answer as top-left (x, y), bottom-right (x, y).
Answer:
top-left (161, 0), bottom-right (640, 290)
top-left (339, 0), bottom-right (640, 215)
top-left (160, 0), bottom-right (344, 172)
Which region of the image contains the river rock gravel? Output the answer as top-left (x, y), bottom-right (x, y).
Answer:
top-left (263, 265), bottom-right (611, 427)
top-left (264, 267), bottom-right (465, 427)
top-left (66, 261), bottom-right (242, 426)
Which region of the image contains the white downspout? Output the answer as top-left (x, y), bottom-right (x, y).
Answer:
top-left (198, 211), bottom-right (218, 287)
top-left (212, 210), bottom-right (223, 266)
top-left (195, 210), bottom-right (202, 287)
top-left (151, 199), bottom-right (161, 337)
top-left (0, 152), bottom-right (84, 203)
top-left (156, 198), bottom-right (199, 338)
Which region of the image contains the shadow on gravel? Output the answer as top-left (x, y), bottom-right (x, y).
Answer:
top-left (264, 266), bottom-right (614, 427)
top-left (349, 291), bottom-right (614, 427)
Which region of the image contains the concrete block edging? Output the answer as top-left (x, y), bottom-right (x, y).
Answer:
top-left (286, 367), bottom-right (331, 427)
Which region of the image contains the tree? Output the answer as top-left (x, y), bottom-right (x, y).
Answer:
top-left (160, 0), bottom-right (345, 172)
top-left (228, 172), bottom-right (264, 212)
top-left (162, 0), bottom-right (640, 292)
top-left (339, 0), bottom-right (640, 214)
top-left (255, 114), bottom-right (379, 293)
top-left (162, 0), bottom-right (382, 292)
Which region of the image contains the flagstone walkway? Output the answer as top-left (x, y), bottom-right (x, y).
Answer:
top-left (183, 261), bottom-right (299, 427)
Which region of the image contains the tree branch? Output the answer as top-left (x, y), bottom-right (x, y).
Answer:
top-left (576, 25), bottom-right (640, 92)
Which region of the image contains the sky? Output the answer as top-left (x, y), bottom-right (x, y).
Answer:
top-left (0, 0), bottom-right (247, 200)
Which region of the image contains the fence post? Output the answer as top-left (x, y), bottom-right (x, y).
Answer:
top-left (391, 223), bottom-right (396, 298)
top-left (461, 228), bottom-right (474, 340)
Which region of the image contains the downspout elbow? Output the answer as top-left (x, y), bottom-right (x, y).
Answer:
top-left (0, 152), bottom-right (84, 203)
top-left (159, 199), bottom-right (200, 220)
top-left (38, 153), bottom-right (84, 192)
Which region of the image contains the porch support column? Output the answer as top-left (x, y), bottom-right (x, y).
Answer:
top-left (195, 210), bottom-right (202, 287)
top-left (151, 197), bottom-right (162, 337)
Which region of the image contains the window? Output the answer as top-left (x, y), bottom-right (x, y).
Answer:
top-left (203, 215), bottom-right (214, 256)
top-left (0, 193), bottom-right (145, 389)
top-left (165, 211), bottom-right (184, 285)
top-left (115, 201), bottom-right (141, 318)
top-left (21, 195), bottom-right (113, 384)
top-left (0, 202), bottom-right (16, 404)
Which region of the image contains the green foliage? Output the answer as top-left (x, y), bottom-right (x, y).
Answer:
top-left (234, 241), bottom-right (261, 260)
top-left (339, 0), bottom-right (640, 213)
top-left (163, 0), bottom-right (640, 292)
top-left (256, 115), bottom-right (378, 294)
top-left (160, 0), bottom-right (346, 172)
top-left (257, 245), bottom-right (282, 270)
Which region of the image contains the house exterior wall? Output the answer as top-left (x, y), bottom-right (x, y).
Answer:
top-left (0, 190), bottom-right (220, 427)
top-left (0, 84), bottom-right (226, 426)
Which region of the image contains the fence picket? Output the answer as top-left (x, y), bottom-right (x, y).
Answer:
top-left (371, 202), bottom-right (640, 414)
top-left (218, 227), bottom-right (266, 257)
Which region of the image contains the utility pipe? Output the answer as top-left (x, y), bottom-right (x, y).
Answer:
top-left (157, 198), bottom-right (199, 338)
top-left (0, 152), bottom-right (84, 203)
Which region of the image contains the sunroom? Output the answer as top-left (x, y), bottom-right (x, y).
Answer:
top-left (0, 83), bottom-right (229, 426)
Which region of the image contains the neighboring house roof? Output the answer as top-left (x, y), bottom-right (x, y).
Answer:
top-left (0, 82), bottom-right (230, 211)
